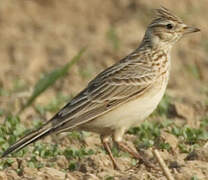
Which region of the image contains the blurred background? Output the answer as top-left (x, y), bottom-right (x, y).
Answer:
top-left (0, 0), bottom-right (208, 179)
top-left (0, 0), bottom-right (207, 102)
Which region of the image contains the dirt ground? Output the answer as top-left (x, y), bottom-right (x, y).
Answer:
top-left (0, 0), bottom-right (208, 179)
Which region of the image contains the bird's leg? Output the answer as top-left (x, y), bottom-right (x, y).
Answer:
top-left (113, 129), bottom-right (154, 169)
top-left (116, 141), bottom-right (155, 168)
top-left (100, 135), bottom-right (119, 170)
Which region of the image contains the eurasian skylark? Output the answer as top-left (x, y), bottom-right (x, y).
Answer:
top-left (2, 7), bottom-right (200, 169)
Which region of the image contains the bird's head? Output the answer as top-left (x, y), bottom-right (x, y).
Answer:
top-left (143, 7), bottom-right (200, 50)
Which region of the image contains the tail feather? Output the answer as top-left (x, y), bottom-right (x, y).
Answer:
top-left (1, 123), bottom-right (54, 157)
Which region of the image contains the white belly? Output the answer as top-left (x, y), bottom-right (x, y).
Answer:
top-left (87, 75), bottom-right (168, 133)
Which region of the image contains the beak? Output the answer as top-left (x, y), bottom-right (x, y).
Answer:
top-left (183, 26), bottom-right (200, 34)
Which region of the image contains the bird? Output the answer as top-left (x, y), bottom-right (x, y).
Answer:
top-left (2, 7), bottom-right (200, 169)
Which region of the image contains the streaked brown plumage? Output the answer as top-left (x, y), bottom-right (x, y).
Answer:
top-left (2, 7), bottom-right (200, 169)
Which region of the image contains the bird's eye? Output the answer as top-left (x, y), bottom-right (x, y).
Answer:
top-left (166, 24), bottom-right (173, 29)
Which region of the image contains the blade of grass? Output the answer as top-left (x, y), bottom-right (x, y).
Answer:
top-left (19, 48), bottom-right (86, 113)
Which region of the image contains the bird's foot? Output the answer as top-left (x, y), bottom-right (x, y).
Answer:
top-left (116, 141), bottom-right (159, 170)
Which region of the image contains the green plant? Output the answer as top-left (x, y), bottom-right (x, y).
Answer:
top-left (0, 115), bottom-right (27, 156)
top-left (128, 121), bottom-right (171, 150)
top-left (0, 158), bottom-right (14, 170)
top-left (33, 143), bottom-right (61, 158)
top-left (154, 94), bottom-right (172, 117)
top-left (20, 48), bottom-right (86, 113)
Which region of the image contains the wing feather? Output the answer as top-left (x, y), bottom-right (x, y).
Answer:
top-left (48, 55), bottom-right (157, 132)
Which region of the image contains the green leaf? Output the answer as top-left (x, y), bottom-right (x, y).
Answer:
top-left (191, 176), bottom-right (199, 180)
top-left (20, 48), bottom-right (86, 113)
top-left (154, 94), bottom-right (171, 117)
top-left (0, 158), bottom-right (14, 170)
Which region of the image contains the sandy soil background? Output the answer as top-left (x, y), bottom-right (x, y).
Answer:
top-left (0, 0), bottom-right (208, 179)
